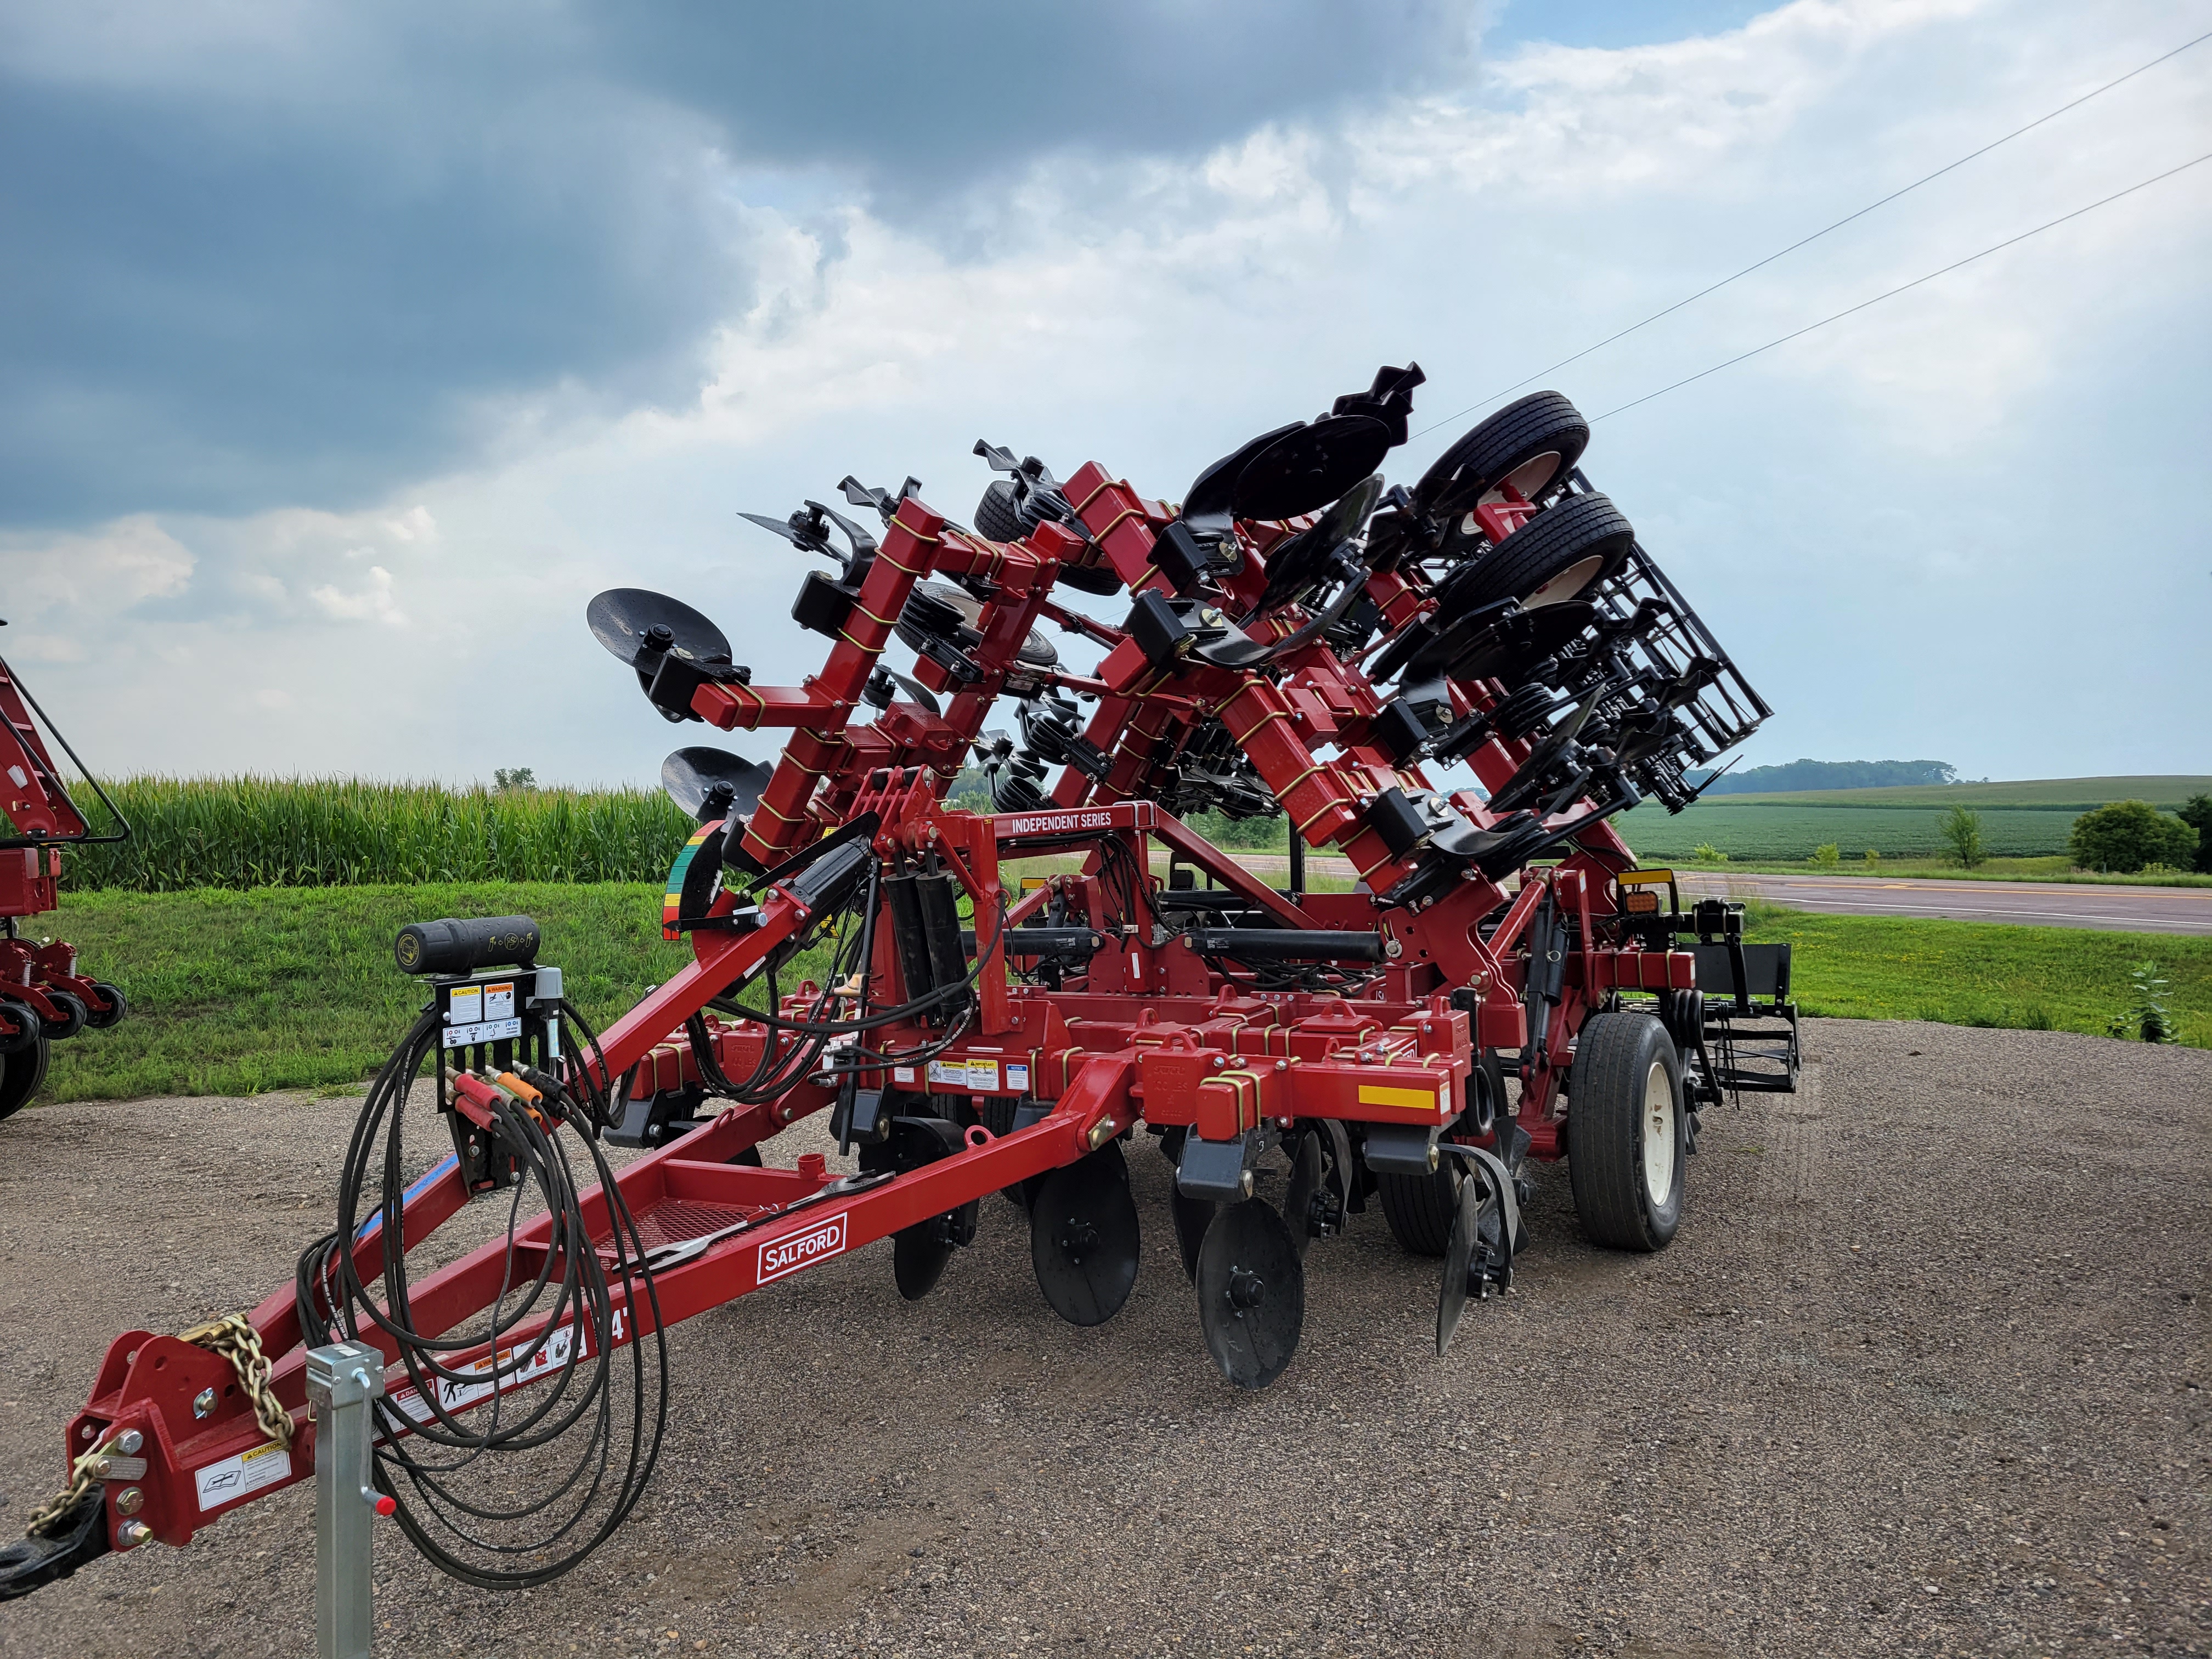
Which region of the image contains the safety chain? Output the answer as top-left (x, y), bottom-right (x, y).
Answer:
top-left (21, 1441), bottom-right (109, 1539)
top-left (19, 1313), bottom-right (295, 1543)
top-left (180, 1313), bottom-right (295, 1451)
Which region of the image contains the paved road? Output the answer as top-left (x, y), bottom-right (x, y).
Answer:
top-left (1211, 854), bottom-right (2210, 934)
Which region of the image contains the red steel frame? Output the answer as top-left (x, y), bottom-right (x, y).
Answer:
top-left (0, 658), bottom-right (125, 1040)
top-left (53, 471), bottom-right (1694, 1556)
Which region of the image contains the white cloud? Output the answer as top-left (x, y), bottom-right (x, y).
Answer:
top-left (0, 515), bottom-right (196, 619)
top-left (14, 0), bottom-right (2210, 783)
top-left (310, 565), bottom-right (408, 627)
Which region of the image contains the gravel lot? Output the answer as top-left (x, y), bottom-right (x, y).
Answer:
top-left (1, 1018), bottom-right (2205, 1658)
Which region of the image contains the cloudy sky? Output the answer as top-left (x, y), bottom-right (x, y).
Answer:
top-left (4, 0), bottom-right (2207, 793)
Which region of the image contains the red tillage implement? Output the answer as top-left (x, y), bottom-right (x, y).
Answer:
top-left (4, 373), bottom-right (1799, 1600)
top-left (0, 645), bottom-right (129, 1124)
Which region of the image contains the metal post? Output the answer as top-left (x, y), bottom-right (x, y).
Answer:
top-left (1287, 832), bottom-right (1305, 904)
top-left (307, 1341), bottom-right (387, 1659)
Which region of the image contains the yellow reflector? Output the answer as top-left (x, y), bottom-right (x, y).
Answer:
top-left (1020, 876), bottom-right (1048, 891)
top-left (1357, 1085), bottom-right (1437, 1111)
top-left (1617, 868), bottom-right (1675, 886)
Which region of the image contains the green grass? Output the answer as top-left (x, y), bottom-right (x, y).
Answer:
top-left (41, 883), bottom-right (706, 1102)
top-left (1740, 902), bottom-right (2210, 1047)
top-left (65, 777), bottom-right (694, 892)
top-left (31, 883), bottom-right (2207, 1105)
top-left (1709, 775), bottom-right (2212, 809)
top-left (1618, 800), bottom-right (2089, 861)
top-left (1619, 776), bottom-right (2211, 865)
top-left (1666, 855), bottom-right (2212, 888)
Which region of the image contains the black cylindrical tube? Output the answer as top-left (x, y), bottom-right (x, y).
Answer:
top-left (959, 927), bottom-right (1104, 959)
top-left (1188, 927), bottom-right (1385, 962)
top-left (394, 916), bottom-right (541, 976)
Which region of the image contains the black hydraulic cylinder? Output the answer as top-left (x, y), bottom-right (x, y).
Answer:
top-left (959, 927), bottom-right (1105, 958)
top-left (394, 916), bottom-right (540, 976)
top-left (882, 873), bottom-right (934, 1001)
top-left (1187, 927), bottom-right (1385, 962)
top-left (917, 872), bottom-right (969, 994)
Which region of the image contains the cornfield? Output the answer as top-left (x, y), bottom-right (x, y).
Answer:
top-left (63, 777), bottom-right (695, 892)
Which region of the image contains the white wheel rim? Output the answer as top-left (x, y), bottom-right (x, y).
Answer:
top-left (1522, 554), bottom-right (1603, 609)
top-left (1640, 1058), bottom-right (1675, 1205)
top-left (1503, 451), bottom-right (1561, 498)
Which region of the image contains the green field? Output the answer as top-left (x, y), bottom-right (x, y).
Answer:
top-left (1616, 775), bottom-right (2212, 864)
top-left (1711, 775), bottom-right (2212, 809)
top-left (29, 883), bottom-right (2206, 1105)
top-left (65, 776), bottom-right (693, 892)
top-left (1616, 802), bottom-right (2086, 861)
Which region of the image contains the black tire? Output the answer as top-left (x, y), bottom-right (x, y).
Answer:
top-left (37, 992), bottom-right (86, 1042)
top-left (1415, 391), bottom-right (1589, 517)
top-left (975, 479), bottom-right (1025, 543)
top-left (0, 1034), bottom-right (49, 1122)
top-left (1566, 1011), bottom-right (1684, 1252)
top-left (82, 983), bottom-right (127, 1031)
top-left (1439, 492), bottom-right (1635, 617)
top-left (1375, 1164), bottom-right (1459, 1257)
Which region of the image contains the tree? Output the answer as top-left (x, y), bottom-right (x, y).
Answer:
top-left (2179, 793), bottom-right (2212, 875)
top-left (1938, 804), bottom-right (1986, 868)
top-left (493, 766), bottom-right (538, 792)
top-left (2068, 800), bottom-right (2198, 873)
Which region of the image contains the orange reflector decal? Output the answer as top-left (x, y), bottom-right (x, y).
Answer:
top-left (1357, 1085), bottom-right (1437, 1111)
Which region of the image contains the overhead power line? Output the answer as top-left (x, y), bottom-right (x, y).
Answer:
top-left (1587, 149), bottom-right (2212, 422)
top-left (1411, 25), bottom-right (2212, 441)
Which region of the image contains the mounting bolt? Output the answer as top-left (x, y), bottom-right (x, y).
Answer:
top-left (116, 1430), bottom-right (143, 1455)
top-left (191, 1387), bottom-right (217, 1419)
top-left (115, 1487), bottom-right (144, 1516)
top-left (116, 1520), bottom-right (154, 1549)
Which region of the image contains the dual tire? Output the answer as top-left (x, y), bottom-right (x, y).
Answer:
top-left (1415, 391), bottom-right (1591, 517)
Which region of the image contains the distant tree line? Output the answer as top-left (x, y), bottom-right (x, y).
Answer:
top-left (1685, 758), bottom-right (1961, 795)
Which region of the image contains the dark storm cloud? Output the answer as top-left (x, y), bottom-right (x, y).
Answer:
top-left (588, 0), bottom-right (1477, 190)
top-left (1, 1), bottom-right (1475, 528)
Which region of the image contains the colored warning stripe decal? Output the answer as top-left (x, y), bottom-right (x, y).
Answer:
top-left (1357, 1084), bottom-right (1438, 1111)
top-left (663, 825), bottom-right (715, 939)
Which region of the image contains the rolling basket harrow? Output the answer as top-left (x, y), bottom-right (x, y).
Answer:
top-left (2, 368), bottom-right (1799, 1616)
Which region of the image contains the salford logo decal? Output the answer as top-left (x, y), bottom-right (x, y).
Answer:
top-left (758, 1212), bottom-right (849, 1284)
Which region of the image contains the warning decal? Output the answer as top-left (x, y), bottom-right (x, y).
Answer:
top-left (194, 1441), bottom-right (294, 1513)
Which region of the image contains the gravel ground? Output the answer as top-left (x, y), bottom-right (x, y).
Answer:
top-left (0, 1018), bottom-right (2205, 1658)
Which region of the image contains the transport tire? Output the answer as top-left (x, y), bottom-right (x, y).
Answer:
top-left (1566, 1012), bottom-right (1685, 1251)
top-left (975, 479), bottom-right (1025, 543)
top-left (1376, 1163), bottom-right (1459, 1257)
top-left (0, 1033), bottom-right (49, 1123)
top-left (1415, 390), bottom-right (1590, 517)
top-left (1438, 492), bottom-right (1636, 616)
